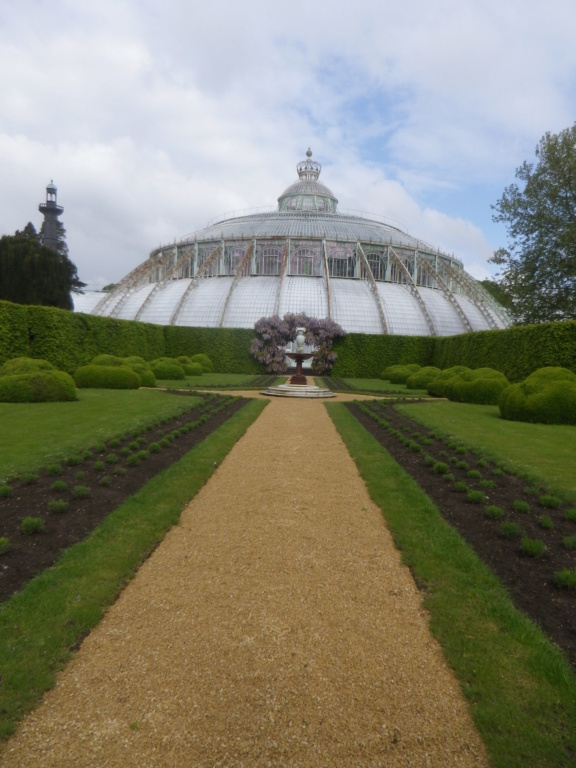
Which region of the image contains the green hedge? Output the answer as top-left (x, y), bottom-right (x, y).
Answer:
top-left (331, 334), bottom-right (435, 378)
top-left (1, 299), bottom-right (575, 378)
top-left (433, 321), bottom-right (576, 381)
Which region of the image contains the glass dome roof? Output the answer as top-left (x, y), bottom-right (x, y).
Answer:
top-left (76, 150), bottom-right (512, 337)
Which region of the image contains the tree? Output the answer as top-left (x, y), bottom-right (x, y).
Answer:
top-left (0, 230), bottom-right (85, 310)
top-left (491, 124), bottom-right (576, 324)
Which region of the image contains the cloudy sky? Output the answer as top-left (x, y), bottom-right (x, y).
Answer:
top-left (1, 0), bottom-right (575, 289)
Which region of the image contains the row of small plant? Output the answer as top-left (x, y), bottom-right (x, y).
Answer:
top-left (354, 399), bottom-right (576, 589)
top-left (0, 394), bottom-right (238, 553)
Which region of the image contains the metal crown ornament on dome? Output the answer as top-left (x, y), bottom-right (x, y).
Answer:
top-left (296, 148), bottom-right (321, 181)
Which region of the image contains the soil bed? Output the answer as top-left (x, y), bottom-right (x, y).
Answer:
top-left (347, 400), bottom-right (576, 670)
top-left (0, 393), bottom-right (247, 603)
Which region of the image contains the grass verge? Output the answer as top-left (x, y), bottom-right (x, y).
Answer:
top-left (397, 401), bottom-right (576, 502)
top-left (0, 389), bottom-right (205, 480)
top-left (327, 402), bottom-right (576, 768)
top-left (0, 397), bottom-right (267, 742)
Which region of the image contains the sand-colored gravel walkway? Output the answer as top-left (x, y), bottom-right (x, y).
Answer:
top-left (2, 397), bottom-right (488, 767)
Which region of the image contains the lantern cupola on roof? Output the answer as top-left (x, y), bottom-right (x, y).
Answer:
top-left (277, 148), bottom-right (339, 213)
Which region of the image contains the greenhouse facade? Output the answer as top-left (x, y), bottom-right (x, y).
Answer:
top-left (75, 150), bottom-right (510, 336)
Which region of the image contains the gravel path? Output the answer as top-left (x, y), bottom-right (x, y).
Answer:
top-left (2, 397), bottom-right (488, 767)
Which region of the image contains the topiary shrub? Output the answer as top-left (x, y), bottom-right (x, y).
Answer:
top-left (499, 367), bottom-right (576, 424)
top-left (382, 364), bottom-right (421, 384)
top-left (183, 362), bottom-right (203, 376)
top-left (0, 357), bottom-right (55, 376)
top-left (177, 355), bottom-right (193, 365)
top-left (405, 366), bottom-right (441, 389)
top-left (443, 368), bottom-right (510, 405)
top-left (74, 364), bottom-right (140, 389)
top-left (427, 366), bottom-right (471, 397)
top-left (0, 370), bottom-right (77, 402)
top-left (122, 359), bottom-right (156, 387)
top-left (91, 354), bottom-right (125, 367)
top-left (151, 359), bottom-right (186, 380)
top-left (190, 353), bottom-right (214, 373)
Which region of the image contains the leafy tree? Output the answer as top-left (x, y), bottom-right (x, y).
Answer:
top-left (250, 313), bottom-right (345, 374)
top-left (491, 124), bottom-right (576, 324)
top-left (0, 230), bottom-right (85, 310)
top-left (479, 279), bottom-right (514, 312)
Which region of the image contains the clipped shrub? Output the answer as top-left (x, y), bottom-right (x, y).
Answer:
top-left (45, 463), bottom-right (63, 475)
top-left (151, 359), bottom-right (186, 380)
top-left (0, 357), bottom-right (54, 376)
top-left (21, 516), bottom-right (45, 535)
top-left (190, 353), bottom-right (214, 373)
top-left (433, 462), bottom-right (449, 475)
top-left (405, 366), bottom-right (441, 389)
top-left (91, 354), bottom-right (125, 367)
top-left (562, 535), bottom-right (576, 550)
top-left (0, 537), bottom-right (10, 555)
top-left (50, 480), bottom-right (68, 492)
top-left (122, 358), bottom-right (156, 387)
top-left (122, 355), bottom-right (147, 366)
top-left (0, 370), bottom-right (76, 402)
top-left (183, 362), bottom-right (203, 376)
top-left (427, 366), bottom-right (471, 397)
top-left (74, 364), bottom-right (140, 389)
top-left (442, 367), bottom-right (510, 405)
top-left (20, 472), bottom-right (39, 485)
top-left (565, 509), bottom-right (576, 523)
top-left (498, 367), bottom-right (576, 424)
top-left (99, 475), bottom-right (112, 487)
top-left (382, 364), bottom-right (421, 384)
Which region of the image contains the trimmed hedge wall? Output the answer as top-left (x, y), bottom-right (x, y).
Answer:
top-left (1, 299), bottom-right (575, 378)
top-left (331, 333), bottom-right (435, 378)
top-left (433, 321), bottom-right (576, 382)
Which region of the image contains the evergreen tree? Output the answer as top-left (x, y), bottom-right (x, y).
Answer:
top-left (0, 229), bottom-right (85, 310)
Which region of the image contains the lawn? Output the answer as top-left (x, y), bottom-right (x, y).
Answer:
top-left (397, 400), bottom-right (576, 502)
top-left (0, 389), bottom-right (204, 481)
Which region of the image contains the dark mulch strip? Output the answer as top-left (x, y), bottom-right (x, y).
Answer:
top-left (347, 400), bottom-right (576, 670)
top-left (0, 394), bottom-right (247, 604)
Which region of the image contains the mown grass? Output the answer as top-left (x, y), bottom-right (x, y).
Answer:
top-left (327, 402), bottom-right (576, 768)
top-left (397, 401), bottom-right (576, 502)
top-left (0, 397), bottom-right (267, 741)
top-left (0, 389), bottom-right (204, 481)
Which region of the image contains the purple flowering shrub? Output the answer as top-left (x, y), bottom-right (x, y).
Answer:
top-left (250, 314), bottom-right (345, 374)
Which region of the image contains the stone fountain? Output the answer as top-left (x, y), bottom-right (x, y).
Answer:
top-left (260, 327), bottom-right (336, 398)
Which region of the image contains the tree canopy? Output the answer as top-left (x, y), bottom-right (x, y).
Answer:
top-left (0, 225), bottom-right (85, 310)
top-left (491, 124), bottom-right (576, 324)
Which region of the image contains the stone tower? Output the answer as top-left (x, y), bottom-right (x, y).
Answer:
top-left (38, 180), bottom-right (64, 251)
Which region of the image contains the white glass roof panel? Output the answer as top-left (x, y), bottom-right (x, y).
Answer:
top-left (278, 276), bottom-right (328, 319)
top-left (330, 279), bottom-right (383, 334)
top-left (176, 278), bottom-right (233, 327)
top-left (418, 288), bottom-right (467, 336)
top-left (377, 284), bottom-right (431, 336)
top-left (135, 281), bottom-right (190, 325)
top-left (72, 291), bottom-right (106, 314)
top-left (452, 295), bottom-right (491, 332)
top-left (221, 276), bottom-right (278, 328)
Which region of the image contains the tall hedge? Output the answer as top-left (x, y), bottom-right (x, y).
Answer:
top-left (1, 299), bottom-right (575, 378)
top-left (433, 321), bottom-right (576, 382)
top-left (331, 333), bottom-right (435, 378)
top-left (164, 326), bottom-right (263, 374)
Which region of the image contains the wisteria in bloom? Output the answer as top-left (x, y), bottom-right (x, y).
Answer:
top-left (250, 314), bottom-right (346, 374)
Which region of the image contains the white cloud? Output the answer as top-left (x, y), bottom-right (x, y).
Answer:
top-left (1, 0), bottom-right (575, 288)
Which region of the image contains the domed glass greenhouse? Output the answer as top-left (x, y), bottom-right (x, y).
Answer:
top-left (75, 150), bottom-right (510, 336)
